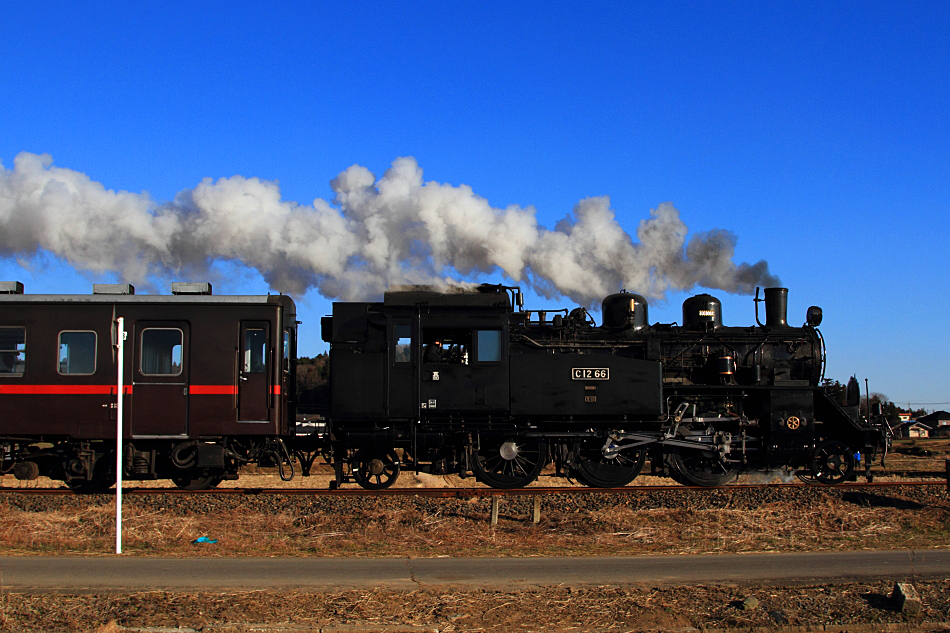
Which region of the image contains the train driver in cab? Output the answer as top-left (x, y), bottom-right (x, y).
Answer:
top-left (424, 339), bottom-right (444, 363)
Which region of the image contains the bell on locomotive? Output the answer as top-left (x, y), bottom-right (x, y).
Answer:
top-left (601, 292), bottom-right (649, 330)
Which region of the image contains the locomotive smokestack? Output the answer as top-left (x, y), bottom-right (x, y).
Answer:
top-left (764, 287), bottom-right (788, 328)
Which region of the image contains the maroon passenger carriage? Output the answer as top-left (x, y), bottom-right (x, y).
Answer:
top-left (0, 281), bottom-right (297, 491)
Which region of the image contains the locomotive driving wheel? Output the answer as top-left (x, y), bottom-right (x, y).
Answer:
top-left (470, 437), bottom-right (547, 489)
top-left (667, 446), bottom-right (739, 487)
top-left (351, 449), bottom-right (401, 490)
top-left (573, 435), bottom-right (646, 488)
top-left (810, 439), bottom-right (855, 484)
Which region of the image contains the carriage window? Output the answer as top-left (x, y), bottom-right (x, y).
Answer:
top-left (476, 330), bottom-right (502, 362)
top-left (244, 328), bottom-right (268, 374)
top-left (283, 329), bottom-right (291, 373)
top-left (0, 327), bottom-right (26, 376)
top-left (58, 331), bottom-right (97, 375)
top-left (394, 324), bottom-right (411, 363)
top-left (141, 329), bottom-right (182, 375)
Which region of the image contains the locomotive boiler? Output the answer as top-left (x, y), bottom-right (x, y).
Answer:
top-left (324, 284), bottom-right (889, 489)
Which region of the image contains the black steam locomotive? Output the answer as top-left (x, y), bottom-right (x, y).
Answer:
top-left (324, 284), bottom-right (889, 489)
top-left (0, 280), bottom-right (888, 491)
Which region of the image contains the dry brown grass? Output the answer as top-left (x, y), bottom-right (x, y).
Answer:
top-left (5, 580), bottom-right (950, 632)
top-left (0, 485), bottom-right (947, 558)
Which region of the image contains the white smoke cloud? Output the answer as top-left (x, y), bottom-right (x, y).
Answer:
top-left (0, 152), bottom-right (779, 305)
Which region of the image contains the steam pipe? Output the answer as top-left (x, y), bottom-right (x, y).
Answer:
top-left (753, 288), bottom-right (764, 327)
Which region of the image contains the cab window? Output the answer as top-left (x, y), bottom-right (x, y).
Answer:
top-left (475, 330), bottom-right (502, 362)
top-left (394, 324), bottom-right (412, 363)
top-left (423, 328), bottom-right (471, 365)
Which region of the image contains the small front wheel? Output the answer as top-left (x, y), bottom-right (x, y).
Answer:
top-left (811, 440), bottom-right (855, 484)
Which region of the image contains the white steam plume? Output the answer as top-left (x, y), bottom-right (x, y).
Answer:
top-left (0, 152), bottom-right (779, 305)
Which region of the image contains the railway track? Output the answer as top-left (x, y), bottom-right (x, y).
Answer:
top-left (0, 478), bottom-right (944, 496)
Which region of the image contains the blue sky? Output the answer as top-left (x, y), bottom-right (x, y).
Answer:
top-left (2, 1), bottom-right (948, 407)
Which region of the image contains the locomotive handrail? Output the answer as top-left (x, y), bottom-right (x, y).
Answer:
top-left (510, 334), bottom-right (631, 349)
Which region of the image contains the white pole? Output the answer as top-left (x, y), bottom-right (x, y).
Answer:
top-left (115, 317), bottom-right (125, 555)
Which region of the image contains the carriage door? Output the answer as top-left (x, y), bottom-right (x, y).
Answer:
top-left (239, 321), bottom-right (271, 422)
top-left (131, 322), bottom-right (189, 437)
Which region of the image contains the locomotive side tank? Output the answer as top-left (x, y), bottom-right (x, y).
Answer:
top-left (324, 284), bottom-right (888, 489)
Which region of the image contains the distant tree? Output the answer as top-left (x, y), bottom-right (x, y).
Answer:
top-left (820, 378), bottom-right (846, 405)
top-left (824, 379), bottom-right (902, 424)
top-left (296, 353), bottom-right (329, 412)
top-left (860, 391), bottom-right (900, 424)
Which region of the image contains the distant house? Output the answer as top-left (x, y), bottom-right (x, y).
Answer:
top-left (893, 420), bottom-right (931, 438)
top-left (916, 411), bottom-right (950, 437)
top-left (898, 413), bottom-right (912, 423)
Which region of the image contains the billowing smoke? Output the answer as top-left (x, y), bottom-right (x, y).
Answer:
top-left (0, 152), bottom-right (779, 305)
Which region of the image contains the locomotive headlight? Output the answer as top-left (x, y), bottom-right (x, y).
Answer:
top-left (806, 306), bottom-right (823, 327)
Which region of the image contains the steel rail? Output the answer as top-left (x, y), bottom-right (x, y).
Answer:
top-left (0, 479), bottom-right (944, 497)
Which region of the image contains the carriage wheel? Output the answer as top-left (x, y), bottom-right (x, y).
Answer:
top-left (172, 472), bottom-right (224, 491)
top-left (573, 436), bottom-right (646, 488)
top-left (471, 437), bottom-right (547, 489)
top-left (668, 446), bottom-right (739, 487)
top-left (810, 440), bottom-right (855, 484)
top-left (65, 452), bottom-right (116, 493)
top-left (351, 449), bottom-right (401, 490)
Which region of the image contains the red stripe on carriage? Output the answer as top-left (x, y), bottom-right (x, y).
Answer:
top-left (0, 384), bottom-right (278, 396)
top-left (189, 385), bottom-right (237, 395)
top-left (0, 385), bottom-right (133, 395)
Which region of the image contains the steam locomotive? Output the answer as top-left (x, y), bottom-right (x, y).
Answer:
top-left (323, 284), bottom-right (889, 489)
top-left (0, 280), bottom-right (888, 491)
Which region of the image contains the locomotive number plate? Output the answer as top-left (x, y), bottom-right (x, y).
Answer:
top-left (572, 368), bottom-right (609, 380)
